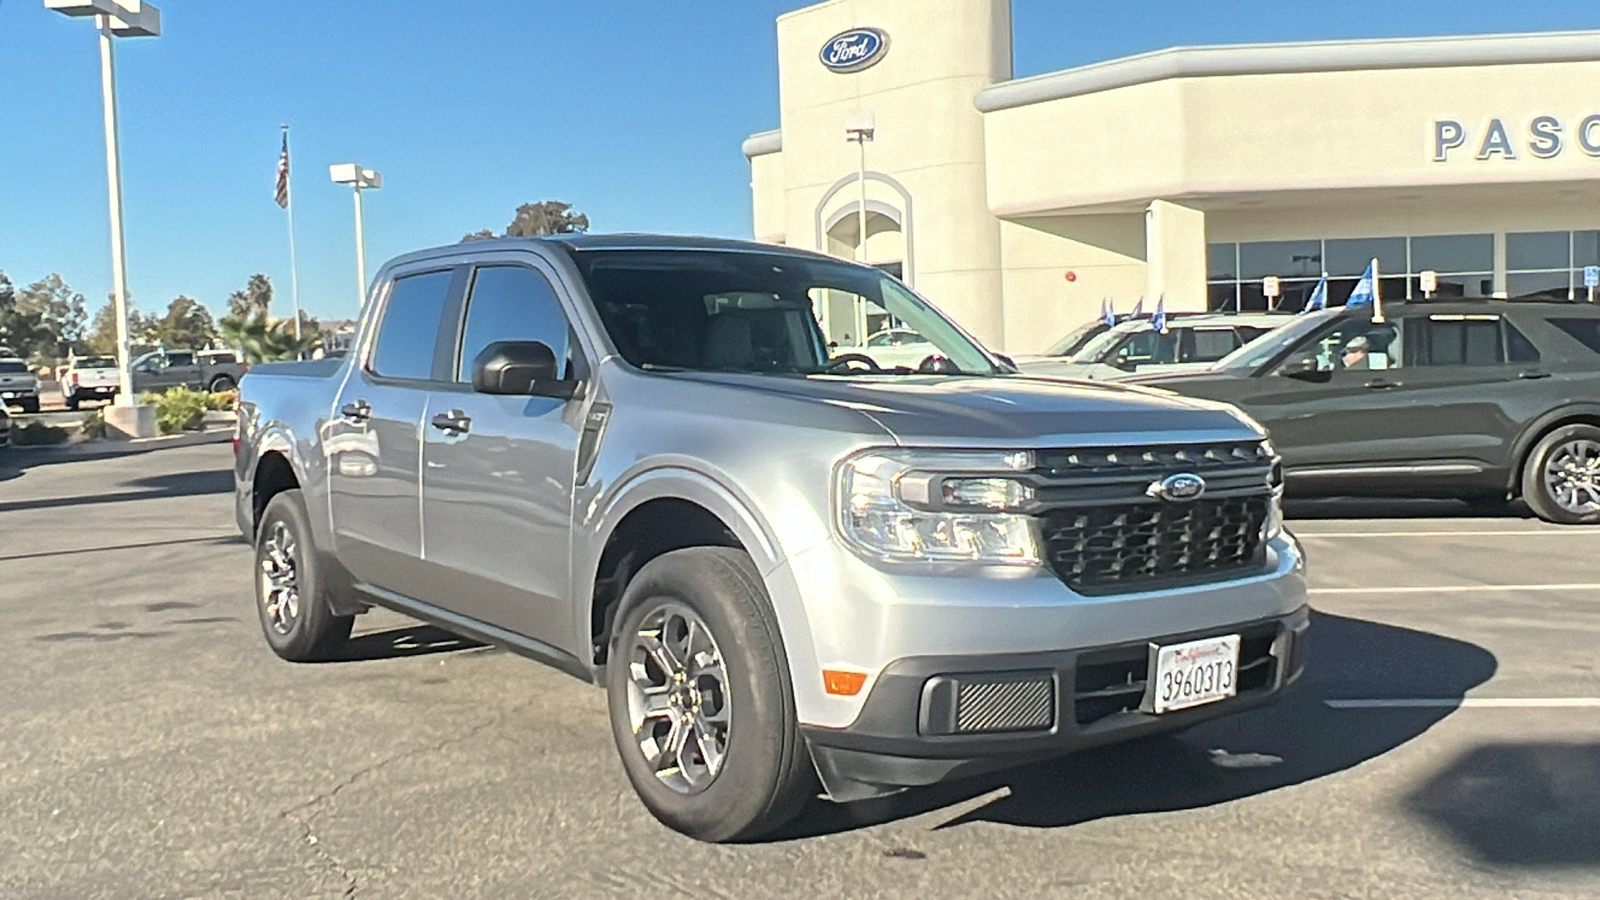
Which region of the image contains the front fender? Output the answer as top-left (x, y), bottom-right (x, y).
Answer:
top-left (1508, 402), bottom-right (1600, 492)
top-left (576, 462), bottom-right (825, 720)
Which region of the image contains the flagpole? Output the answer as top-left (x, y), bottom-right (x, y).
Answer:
top-left (282, 124), bottom-right (303, 340)
top-left (1371, 256), bottom-right (1385, 324)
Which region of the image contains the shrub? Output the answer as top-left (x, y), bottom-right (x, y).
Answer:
top-left (206, 389), bottom-right (239, 411)
top-left (12, 421), bottom-right (70, 445)
top-left (81, 409), bottom-right (106, 440)
top-left (140, 386), bottom-right (209, 434)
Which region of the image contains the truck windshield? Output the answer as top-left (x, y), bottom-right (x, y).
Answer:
top-left (569, 249), bottom-right (998, 376)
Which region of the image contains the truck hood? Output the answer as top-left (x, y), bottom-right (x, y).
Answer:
top-left (666, 372), bottom-right (1260, 445)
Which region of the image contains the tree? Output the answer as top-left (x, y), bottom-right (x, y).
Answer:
top-left (152, 296), bottom-right (219, 350)
top-left (221, 308), bottom-right (320, 363)
top-left (460, 229), bottom-right (496, 242)
top-left (0, 273), bottom-right (88, 360)
top-left (504, 201), bottom-right (590, 237)
top-left (85, 299), bottom-right (160, 357)
top-left (226, 273), bottom-right (273, 320)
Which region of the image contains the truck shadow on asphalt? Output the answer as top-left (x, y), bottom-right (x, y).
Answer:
top-left (326, 625), bottom-right (488, 663)
top-left (1286, 497), bottom-right (1531, 520)
top-left (0, 467), bottom-right (234, 513)
top-left (1403, 741), bottom-right (1600, 867)
top-left (782, 612), bottom-right (1504, 847)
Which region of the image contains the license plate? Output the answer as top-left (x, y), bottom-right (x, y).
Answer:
top-left (1150, 634), bottom-right (1240, 714)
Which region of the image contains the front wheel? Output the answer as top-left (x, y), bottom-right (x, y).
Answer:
top-left (254, 489), bottom-right (354, 661)
top-left (605, 547), bottom-right (815, 842)
top-left (209, 375), bottom-right (236, 393)
top-left (1522, 424), bottom-right (1600, 524)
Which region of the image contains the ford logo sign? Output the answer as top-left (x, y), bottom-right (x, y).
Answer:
top-left (1149, 473), bottom-right (1207, 503)
top-left (820, 27), bottom-right (889, 73)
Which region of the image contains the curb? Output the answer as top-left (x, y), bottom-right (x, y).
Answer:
top-left (3, 428), bottom-right (232, 462)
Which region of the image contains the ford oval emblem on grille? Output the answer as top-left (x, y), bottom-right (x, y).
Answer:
top-left (1149, 473), bottom-right (1207, 503)
top-left (819, 27), bottom-right (890, 73)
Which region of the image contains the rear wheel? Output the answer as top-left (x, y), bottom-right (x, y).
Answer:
top-left (605, 547), bottom-right (815, 842)
top-left (18, 398), bottom-right (38, 415)
top-left (254, 489), bottom-right (354, 661)
top-left (64, 394), bottom-right (80, 411)
top-left (1522, 424), bottom-right (1600, 525)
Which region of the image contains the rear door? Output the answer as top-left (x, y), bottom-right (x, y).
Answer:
top-left (326, 266), bottom-right (461, 589)
top-left (163, 351), bottom-right (201, 390)
top-left (1385, 312), bottom-right (1542, 472)
top-left (415, 260), bottom-right (585, 646)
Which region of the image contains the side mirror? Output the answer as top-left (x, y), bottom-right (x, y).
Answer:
top-left (1278, 357), bottom-right (1326, 380)
top-left (471, 340), bottom-right (580, 399)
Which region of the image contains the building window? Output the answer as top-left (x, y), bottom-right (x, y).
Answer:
top-left (1504, 230), bottom-right (1600, 300)
top-left (1207, 233), bottom-right (1496, 312)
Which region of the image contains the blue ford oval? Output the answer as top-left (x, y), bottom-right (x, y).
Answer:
top-left (820, 27), bottom-right (889, 73)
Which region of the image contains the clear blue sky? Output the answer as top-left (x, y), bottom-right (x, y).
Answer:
top-left (4, 0), bottom-right (1600, 323)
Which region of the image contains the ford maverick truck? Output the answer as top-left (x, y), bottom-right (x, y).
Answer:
top-left (234, 235), bottom-right (1308, 842)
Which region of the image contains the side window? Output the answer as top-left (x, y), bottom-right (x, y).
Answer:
top-left (1410, 317), bottom-right (1505, 367)
top-left (166, 352), bottom-right (195, 368)
top-left (456, 265), bottom-right (571, 382)
top-left (370, 269), bottom-right (455, 380)
top-left (1189, 329), bottom-right (1241, 362)
top-left (1549, 318), bottom-right (1600, 355)
top-left (1505, 322), bottom-right (1540, 364)
top-left (1277, 320), bottom-right (1403, 373)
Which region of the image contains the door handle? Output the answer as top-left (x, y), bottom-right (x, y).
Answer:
top-left (1519, 370), bottom-right (1552, 380)
top-left (1364, 379), bottom-right (1400, 390)
top-left (430, 410), bottom-right (471, 434)
top-left (339, 400), bottom-right (371, 422)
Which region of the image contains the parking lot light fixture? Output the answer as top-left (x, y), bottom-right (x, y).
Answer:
top-left (330, 163), bottom-right (382, 310)
top-left (44, 0), bottom-right (160, 437)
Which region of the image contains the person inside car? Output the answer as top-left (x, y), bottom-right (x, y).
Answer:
top-left (1339, 335), bottom-right (1371, 370)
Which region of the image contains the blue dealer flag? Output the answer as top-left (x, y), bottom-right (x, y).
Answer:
top-left (1301, 273), bottom-right (1328, 315)
top-left (1346, 261), bottom-right (1376, 307)
top-left (1100, 297), bottom-right (1115, 327)
top-left (1151, 296), bottom-right (1168, 333)
top-left (1130, 297), bottom-right (1145, 318)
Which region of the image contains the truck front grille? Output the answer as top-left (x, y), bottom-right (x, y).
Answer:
top-left (1029, 441), bottom-right (1275, 594)
top-left (1041, 496), bottom-right (1270, 594)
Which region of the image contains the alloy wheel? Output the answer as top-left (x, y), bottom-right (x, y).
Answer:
top-left (625, 602), bottom-right (731, 794)
top-left (259, 521), bottom-right (301, 635)
top-left (1543, 438), bottom-right (1600, 515)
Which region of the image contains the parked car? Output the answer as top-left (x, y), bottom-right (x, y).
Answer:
top-left (1128, 299), bottom-right (1600, 523)
top-left (0, 357), bottom-right (40, 414)
top-left (130, 349), bottom-right (247, 394)
top-left (1019, 313), bottom-right (1290, 381)
top-left (235, 234), bottom-right (1306, 842)
top-left (58, 356), bottom-right (121, 410)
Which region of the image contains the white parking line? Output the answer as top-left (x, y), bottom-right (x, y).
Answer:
top-left (1327, 698), bottom-right (1600, 709)
top-left (1296, 530), bottom-right (1600, 538)
top-left (1309, 583), bottom-right (1600, 595)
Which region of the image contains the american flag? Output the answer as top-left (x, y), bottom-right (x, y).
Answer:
top-left (274, 132), bottom-right (290, 209)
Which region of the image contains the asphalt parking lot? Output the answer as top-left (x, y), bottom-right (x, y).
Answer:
top-left (2, 443), bottom-right (1598, 899)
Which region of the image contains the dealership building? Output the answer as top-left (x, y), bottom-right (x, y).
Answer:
top-left (743, 0), bottom-right (1600, 353)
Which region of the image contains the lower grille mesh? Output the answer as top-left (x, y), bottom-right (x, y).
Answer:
top-left (955, 677), bottom-right (1054, 734)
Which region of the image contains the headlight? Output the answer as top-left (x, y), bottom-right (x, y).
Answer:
top-left (1263, 446), bottom-right (1285, 540)
top-left (835, 449), bottom-right (1042, 565)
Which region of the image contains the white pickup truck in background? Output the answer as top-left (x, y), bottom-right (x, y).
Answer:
top-left (59, 356), bottom-right (121, 410)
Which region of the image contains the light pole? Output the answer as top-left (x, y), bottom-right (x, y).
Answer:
top-left (845, 119), bottom-right (875, 265)
top-left (45, 0), bottom-right (160, 438)
top-left (330, 163), bottom-right (381, 310)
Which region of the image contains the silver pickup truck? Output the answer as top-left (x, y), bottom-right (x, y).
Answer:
top-left (234, 235), bottom-right (1307, 842)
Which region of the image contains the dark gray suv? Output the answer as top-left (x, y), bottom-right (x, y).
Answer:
top-left (1131, 299), bottom-right (1600, 523)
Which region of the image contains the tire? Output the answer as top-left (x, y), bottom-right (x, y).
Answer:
top-left (18, 398), bottom-right (38, 415)
top-left (605, 547), bottom-right (815, 842)
top-left (254, 489), bottom-right (354, 661)
top-left (1521, 424), bottom-right (1600, 525)
top-left (64, 394), bottom-right (80, 411)
top-left (209, 375), bottom-right (236, 392)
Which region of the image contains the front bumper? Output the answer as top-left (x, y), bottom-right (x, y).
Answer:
top-left (802, 605), bottom-right (1309, 801)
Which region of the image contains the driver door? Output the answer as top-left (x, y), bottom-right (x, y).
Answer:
top-left (1236, 317), bottom-right (1432, 472)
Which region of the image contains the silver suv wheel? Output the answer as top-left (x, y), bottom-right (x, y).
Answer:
top-left (1542, 437), bottom-right (1600, 515)
top-left (625, 602), bottom-right (730, 794)
top-left (259, 520), bottom-right (301, 635)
